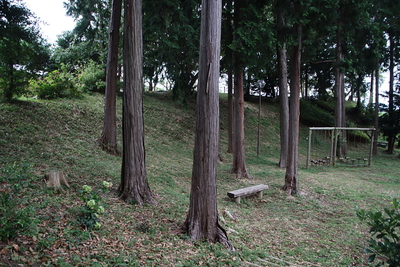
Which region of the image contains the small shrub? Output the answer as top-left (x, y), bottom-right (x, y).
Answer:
top-left (356, 199), bottom-right (400, 267)
top-left (76, 61), bottom-right (106, 93)
top-left (29, 65), bottom-right (82, 99)
top-left (76, 182), bottom-right (111, 230)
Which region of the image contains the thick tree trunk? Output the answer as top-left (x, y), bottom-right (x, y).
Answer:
top-left (230, 0), bottom-right (250, 179)
top-left (334, 26), bottom-right (347, 156)
top-left (100, 0), bottom-right (122, 155)
top-left (119, 0), bottom-right (155, 205)
top-left (276, 0), bottom-right (289, 169)
top-left (283, 23), bottom-right (302, 196)
top-left (182, 0), bottom-right (233, 250)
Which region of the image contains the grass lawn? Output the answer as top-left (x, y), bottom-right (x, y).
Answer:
top-left (0, 92), bottom-right (399, 266)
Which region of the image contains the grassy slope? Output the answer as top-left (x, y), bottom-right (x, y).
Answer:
top-left (0, 92), bottom-right (399, 266)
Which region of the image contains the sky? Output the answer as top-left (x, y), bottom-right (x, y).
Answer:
top-left (24, 0), bottom-right (76, 44)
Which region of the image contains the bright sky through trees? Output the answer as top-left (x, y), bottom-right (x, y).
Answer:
top-left (24, 0), bottom-right (75, 44)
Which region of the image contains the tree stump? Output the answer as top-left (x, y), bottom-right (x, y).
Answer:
top-left (45, 171), bottom-right (70, 190)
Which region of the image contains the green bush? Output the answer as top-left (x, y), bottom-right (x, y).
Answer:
top-left (300, 99), bottom-right (334, 127)
top-left (29, 66), bottom-right (82, 99)
top-left (75, 182), bottom-right (111, 230)
top-left (356, 199), bottom-right (400, 267)
top-left (76, 61), bottom-right (106, 93)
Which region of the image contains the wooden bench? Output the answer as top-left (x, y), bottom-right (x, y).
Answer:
top-left (227, 184), bottom-right (269, 204)
top-left (377, 141), bottom-right (388, 148)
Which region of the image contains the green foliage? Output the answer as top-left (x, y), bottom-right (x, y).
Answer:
top-left (357, 199), bottom-right (400, 267)
top-left (76, 182), bottom-right (110, 230)
top-left (0, 163), bottom-right (37, 240)
top-left (0, 0), bottom-right (50, 101)
top-left (29, 66), bottom-right (82, 99)
top-left (300, 99), bottom-right (334, 127)
top-left (76, 60), bottom-right (106, 93)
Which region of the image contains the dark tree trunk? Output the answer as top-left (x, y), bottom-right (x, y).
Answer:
top-left (182, 0), bottom-right (233, 250)
top-left (283, 23), bottom-right (302, 196)
top-left (387, 33), bottom-right (395, 154)
top-left (227, 68), bottom-right (234, 154)
top-left (276, 0), bottom-right (289, 169)
top-left (119, 0), bottom-right (156, 205)
top-left (230, 0), bottom-right (250, 179)
top-left (334, 25), bottom-right (347, 156)
top-left (100, 0), bottom-right (122, 155)
top-left (373, 61), bottom-right (379, 155)
top-left (224, 0), bottom-right (234, 154)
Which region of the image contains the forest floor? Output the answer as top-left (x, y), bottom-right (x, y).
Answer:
top-left (0, 92), bottom-right (399, 266)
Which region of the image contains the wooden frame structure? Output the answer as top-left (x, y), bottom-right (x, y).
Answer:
top-left (306, 127), bottom-right (375, 169)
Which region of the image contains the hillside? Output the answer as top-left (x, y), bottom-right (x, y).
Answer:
top-left (0, 92), bottom-right (399, 266)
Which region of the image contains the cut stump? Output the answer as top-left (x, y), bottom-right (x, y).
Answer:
top-left (45, 171), bottom-right (70, 190)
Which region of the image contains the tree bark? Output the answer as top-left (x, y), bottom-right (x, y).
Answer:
top-left (230, 0), bottom-right (250, 179)
top-left (119, 0), bottom-right (156, 205)
top-left (276, 0), bottom-right (289, 169)
top-left (99, 0), bottom-right (122, 155)
top-left (226, 0), bottom-right (234, 154)
top-left (45, 171), bottom-right (70, 190)
top-left (386, 32), bottom-right (395, 154)
top-left (182, 0), bottom-right (233, 251)
top-left (334, 25), bottom-right (347, 156)
top-left (283, 22), bottom-right (302, 196)
top-left (372, 60), bottom-right (379, 155)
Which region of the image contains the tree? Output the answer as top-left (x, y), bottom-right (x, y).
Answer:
top-left (276, 0), bottom-right (289, 169)
top-left (182, 0), bottom-right (233, 250)
top-left (119, 0), bottom-right (155, 205)
top-left (99, 0), bottom-right (122, 154)
top-left (230, 0), bottom-right (250, 179)
top-left (283, 20), bottom-right (302, 196)
top-left (0, 0), bottom-right (50, 101)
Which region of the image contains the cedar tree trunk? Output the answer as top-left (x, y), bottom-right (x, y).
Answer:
top-left (119, 0), bottom-right (155, 205)
top-left (100, 0), bottom-right (122, 155)
top-left (334, 26), bottom-right (347, 156)
top-left (230, 0), bottom-right (250, 179)
top-left (277, 0), bottom-right (289, 169)
top-left (182, 0), bottom-right (233, 251)
top-left (373, 61), bottom-right (379, 155)
top-left (283, 23), bottom-right (302, 196)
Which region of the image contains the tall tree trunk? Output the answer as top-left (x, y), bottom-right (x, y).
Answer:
top-left (369, 69), bottom-right (374, 106)
top-left (119, 0), bottom-right (155, 205)
top-left (387, 32), bottom-right (395, 154)
top-left (276, 0), bottom-right (289, 169)
top-left (227, 68), bottom-right (234, 153)
top-left (182, 0), bottom-right (233, 250)
top-left (226, 0), bottom-right (234, 154)
top-left (100, 0), bottom-right (122, 154)
top-left (230, 0), bottom-right (250, 179)
top-left (373, 61), bottom-right (379, 155)
top-left (283, 23), bottom-right (302, 196)
top-left (334, 26), bottom-right (347, 156)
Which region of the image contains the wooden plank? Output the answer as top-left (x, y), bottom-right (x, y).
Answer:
top-left (227, 184), bottom-right (269, 198)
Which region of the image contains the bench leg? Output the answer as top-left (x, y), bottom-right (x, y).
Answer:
top-left (257, 191), bottom-right (263, 198)
top-left (235, 197), bottom-right (241, 204)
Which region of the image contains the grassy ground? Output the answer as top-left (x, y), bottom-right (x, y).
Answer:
top-left (0, 92), bottom-right (399, 266)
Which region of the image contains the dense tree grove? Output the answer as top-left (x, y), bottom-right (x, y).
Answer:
top-left (0, 0), bottom-right (50, 101)
top-left (1, 0), bottom-right (400, 252)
